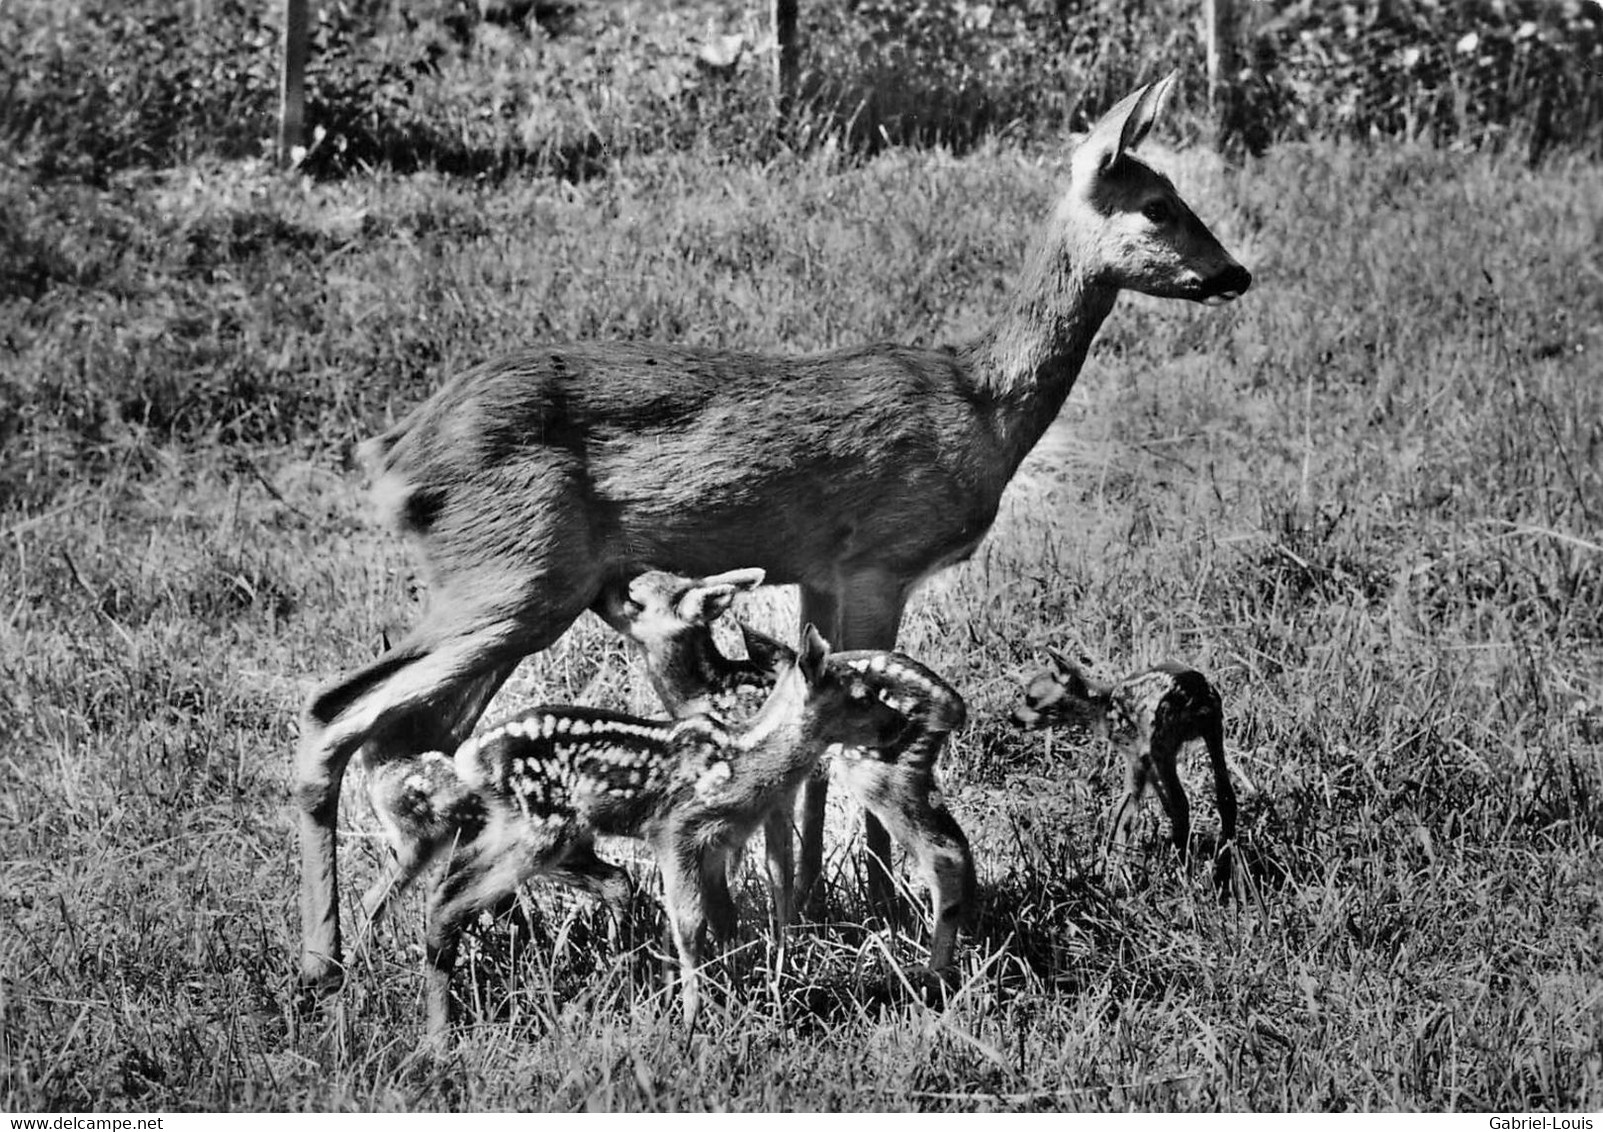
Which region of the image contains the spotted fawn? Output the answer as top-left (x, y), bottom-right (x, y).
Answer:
top-left (1012, 650), bottom-right (1237, 883)
top-left (362, 624), bottom-right (910, 1037)
top-left (604, 568), bottom-right (975, 974)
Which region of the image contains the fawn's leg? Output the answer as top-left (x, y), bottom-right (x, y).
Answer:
top-left (548, 840), bottom-right (635, 948)
top-left (420, 810), bottom-right (557, 1039)
top-left (761, 804), bottom-right (796, 937)
top-left (799, 573), bottom-right (905, 921)
top-left (657, 837), bottom-right (711, 1025)
top-left (794, 585), bottom-right (840, 920)
top-left (835, 576), bottom-right (906, 923)
top-left (1203, 717), bottom-right (1237, 886)
top-left (841, 762), bottom-right (974, 973)
top-left (1107, 746), bottom-right (1150, 862)
top-left (1147, 736), bottom-right (1192, 861)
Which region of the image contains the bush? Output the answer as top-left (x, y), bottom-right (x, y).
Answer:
top-left (0, 0), bottom-right (1599, 183)
top-left (1245, 0), bottom-right (1603, 160)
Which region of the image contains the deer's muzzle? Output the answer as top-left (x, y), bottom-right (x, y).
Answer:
top-left (1201, 263), bottom-right (1253, 304)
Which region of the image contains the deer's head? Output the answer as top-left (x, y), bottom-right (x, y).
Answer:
top-left (764, 625), bottom-right (914, 753)
top-left (597, 567), bottom-right (771, 716)
top-left (1011, 647), bottom-right (1114, 731)
top-left (1058, 72), bottom-right (1251, 305)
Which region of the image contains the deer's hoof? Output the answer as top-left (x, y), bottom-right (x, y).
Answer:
top-left (295, 963), bottom-right (345, 1014)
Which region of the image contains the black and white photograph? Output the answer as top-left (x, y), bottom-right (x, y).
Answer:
top-left (2, 0), bottom-right (1600, 1112)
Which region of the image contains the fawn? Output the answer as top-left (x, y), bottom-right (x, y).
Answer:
top-left (592, 567), bottom-right (783, 718)
top-left (297, 71), bottom-right (1251, 992)
top-left (361, 624), bottom-right (912, 1036)
top-left (1012, 650), bottom-right (1237, 882)
top-left (603, 568), bottom-right (974, 973)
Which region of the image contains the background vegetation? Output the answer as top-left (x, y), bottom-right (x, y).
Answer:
top-left (3, 0), bottom-right (1602, 182)
top-left (1, 0), bottom-right (1600, 1113)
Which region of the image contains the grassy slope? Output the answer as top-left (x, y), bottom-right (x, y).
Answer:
top-left (1, 138), bottom-right (1600, 1110)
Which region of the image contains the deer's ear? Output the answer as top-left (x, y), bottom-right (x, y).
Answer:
top-left (799, 623), bottom-right (831, 685)
top-left (739, 622), bottom-right (794, 675)
top-left (1045, 645), bottom-right (1079, 677)
top-left (1046, 646), bottom-right (1095, 697)
top-left (1073, 70), bottom-right (1177, 175)
top-left (678, 583), bottom-right (737, 625)
top-left (676, 567), bottom-right (764, 624)
top-left (1121, 70), bottom-right (1176, 152)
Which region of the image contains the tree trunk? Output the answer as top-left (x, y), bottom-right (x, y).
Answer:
top-left (277, 0), bottom-right (309, 166)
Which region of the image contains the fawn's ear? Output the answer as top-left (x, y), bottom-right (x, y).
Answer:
top-left (676, 567), bottom-right (765, 625)
top-left (1073, 70), bottom-right (1177, 176)
top-left (1046, 646), bottom-right (1095, 697)
top-left (738, 622), bottom-right (794, 675)
top-left (798, 623), bottom-right (831, 685)
top-left (678, 583), bottom-right (738, 625)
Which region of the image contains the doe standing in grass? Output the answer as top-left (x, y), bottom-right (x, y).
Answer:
top-left (296, 70), bottom-right (1252, 995)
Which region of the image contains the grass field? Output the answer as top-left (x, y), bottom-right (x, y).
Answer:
top-left (2, 121), bottom-right (1601, 1109)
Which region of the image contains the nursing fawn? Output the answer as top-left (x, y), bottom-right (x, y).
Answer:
top-left (1012, 650), bottom-right (1236, 884)
top-left (363, 625), bottom-right (908, 1037)
top-left (605, 568), bottom-right (975, 974)
top-left (297, 72), bottom-right (1251, 991)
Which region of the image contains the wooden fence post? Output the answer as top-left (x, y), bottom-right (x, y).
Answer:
top-left (1203, 0), bottom-right (1237, 112)
top-left (277, 0), bottom-right (309, 165)
top-left (771, 0), bottom-right (798, 115)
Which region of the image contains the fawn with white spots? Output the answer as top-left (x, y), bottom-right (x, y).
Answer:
top-left (296, 72), bottom-right (1251, 993)
top-left (1012, 650), bottom-right (1237, 884)
top-left (361, 624), bottom-right (921, 1036)
top-left (604, 568), bottom-right (974, 974)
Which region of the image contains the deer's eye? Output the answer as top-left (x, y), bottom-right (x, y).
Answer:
top-left (1142, 200), bottom-right (1174, 225)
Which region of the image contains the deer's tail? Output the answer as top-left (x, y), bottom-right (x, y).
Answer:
top-left (358, 412), bottom-right (439, 538)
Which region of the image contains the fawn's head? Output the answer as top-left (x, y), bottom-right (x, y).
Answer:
top-left (747, 625), bottom-right (912, 754)
top-left (596, 567), bottom-right (774, 715)
top-left (1011, 647), bottom-right (1114, 731)
top-left (1057, 72), bottom-right (1251, 305)
top-left (740, 630), bottom-right (967, 744)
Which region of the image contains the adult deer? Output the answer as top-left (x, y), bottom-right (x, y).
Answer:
top-left (296, 71), bottom-right (1251, 993)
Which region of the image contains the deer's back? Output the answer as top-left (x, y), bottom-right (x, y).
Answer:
top-left (364, 340), bottom-right (1011, 587)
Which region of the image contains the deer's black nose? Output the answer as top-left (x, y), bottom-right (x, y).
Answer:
top-left (1206, 264), bottom-right (1252, 300)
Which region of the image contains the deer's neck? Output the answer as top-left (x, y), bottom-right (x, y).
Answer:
top-left (964, 239), bottom-right (1119, 471)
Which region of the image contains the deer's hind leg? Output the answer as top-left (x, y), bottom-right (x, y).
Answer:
top-left (296, 577), bottom-right (594, 994)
